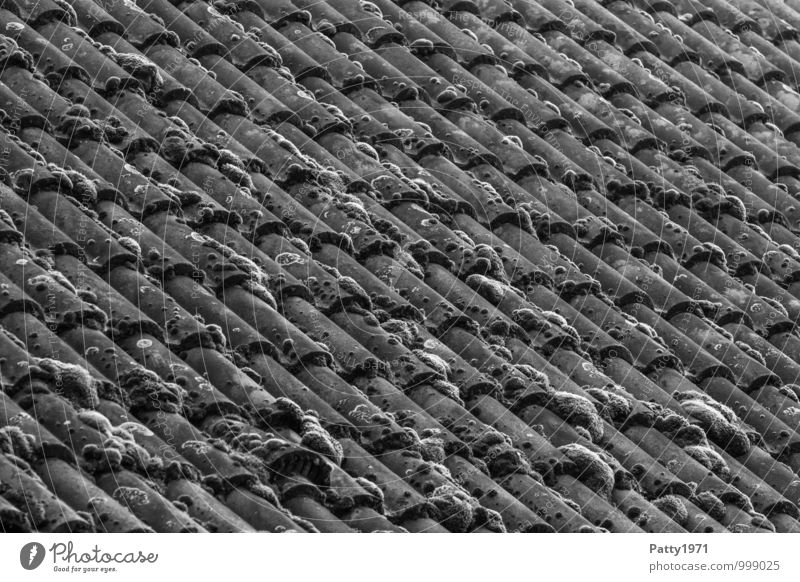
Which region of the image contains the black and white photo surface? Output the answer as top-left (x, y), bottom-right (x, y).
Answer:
top-left (1, 0), bottom-right (800, 538)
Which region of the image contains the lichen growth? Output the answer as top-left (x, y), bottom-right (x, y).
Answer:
top-left (670, 424), bottom-right (708, 448)
top-left (381, 319), bottom-right (417, 347)
top-left (674, 391), bottom-right (752, 455)
top-left (81, 443), bottom-right (123, 474)
top-left (247, 482), bottom-right (280, 506)
top-left (117, 236), bottom-right (142, 259)
top-left (513, 364), bottom-right (551, 390)
top-left (541, 311), bottom-right (581, 345)
top-left (337, 275), bottom-right (371, 308)
top-left (270, 397), bottom-right (306, 428)
top-left (119, 368), bottom-right (186, 414)
top-left (733, 340), bottom-right (766, 366)
top-left (585, 388), bottom-right (632, 425)
top-left (418, 433), bottom-right (447, 463)
top-left (218, 158), bottom-right (254, 191)
top-left (61, 169), bottom-right (98, 204)
top-left (427, 484), bottom-right (475, 532)
top-left (413, 349), bottom-right (450, 378)
top-left (683, 445), bottom-right (730, 479)
top-left (112, 486), bottom-right (150, 507)
top-left (36, 358), bottom-right (99, 408)
top-left (470, 428), bottom-right (531, 477)
top-left (761, 295), bottom-right (789, 318)
top-left (470, 244), bottom-right (509, 283)
top-left (652, 495), bottom-right (688, 527)
top-left (465, 273), bottom-right (510, 304)
top-left (429, 379), bottom-right (464, 405)
top-left (258, 398), bottom-right (343, 465)
top-left (544, 391), bottom-right (604, 442)
top-left (0, 426), bottom-right (35, 461)
top-left (559, 443), bottom-right (615, 498)
top-left (77, 410), bottom-right (114, 434)
top-left (472, 505), bottom-right (506, 532)
top-left (1, 487), bottom-right (47, 526)
top-left (299, 414), bottom-right (343, 465)
top-left (691, 491), bottom-right (726, 522)
top-left (355, 476), bottom-right (385, 510)
top-left (511, 308), bottom-right (549, 331)
top-left (779, 385), bottom-right (800, 403)
top-left (275, 252), bottom-right (305, 266)
top-left (0, 36), bottom-right (35, 72)
top-left (687, 242), bottom-right (728, 272)
top-left (242, 279), bottom-right (277, 310)
top-left (749, 512), bottom-right (775, 532)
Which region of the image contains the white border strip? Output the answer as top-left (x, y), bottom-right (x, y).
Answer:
top-left (2, 533), bottom-right (799, 581)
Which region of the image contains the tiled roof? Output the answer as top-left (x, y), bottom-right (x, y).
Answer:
top-left (2, 0), bottom-right (800, 533)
